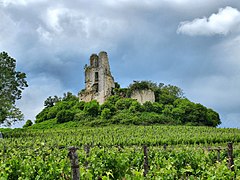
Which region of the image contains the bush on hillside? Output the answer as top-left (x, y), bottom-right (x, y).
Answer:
top-left (47, 107), bottom-right (58, 119)
top-left (100, 101), bottom-right (117, 115)
top-left (35, 108), bottom-right (50, 123)
top-left (74, 111), bottom-right (92, 121)
top-left (101, 108), bottom-right (111, 120)
top-left (129, 101), bottom-right (142, 113)
top-left (84, 100), bottom-right (99, 117)
top-left (56, 110), bottom-right (74, 123)
top-left (23, 120), bottom-right (33, 128)
top-left (115, 98), bottom-right (135, 110)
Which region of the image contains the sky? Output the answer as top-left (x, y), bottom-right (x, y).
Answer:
top-left (0, 0), bottom-right (240, 128)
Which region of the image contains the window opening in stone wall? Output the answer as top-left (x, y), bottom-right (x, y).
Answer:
top-left (95, 72), bottom-right (99, 82)
top-left (95, 83), bottom-right (99, 92)
top-left (90, 58), bottom-right (94, 66)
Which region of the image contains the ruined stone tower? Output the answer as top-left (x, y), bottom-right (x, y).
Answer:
top-left (79, 51), bottom-right (115, 104)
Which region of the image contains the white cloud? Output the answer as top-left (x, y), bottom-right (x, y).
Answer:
top-left (1, 0), bottom-right (47, 7)
top-left (37, 5), bottom-right (129, 52)
top-left (15, 76), bottom-right (64, 123)
top-left (177, 6), bottom-right (240, 36)
top-left (36, 26), bottom-right (52, 43)
top-left (0, 12), bottom-right (18, 47)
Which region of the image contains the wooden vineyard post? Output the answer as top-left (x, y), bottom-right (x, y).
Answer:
top-left (143, 145), bottom-right (149, 177)
top-left (68, 147), bottom-right (80, 180)
top-left (217, 147), bottom-right (221, 162)
top-left (84, 144), bottom-right (90, 169)
top-left (163, 144), bottom-right (167, 150)
top-left (227, 142), bottom-right (234, 171)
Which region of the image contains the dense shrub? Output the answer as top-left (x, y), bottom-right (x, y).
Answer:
top-left (74, 111), bottom-right (91, 121)
top-left (23, 120), bottom-right (33, 128)
top-left (129, 101), bottom-right (142, 113)
top-left (101, 108), bottom-right (111, 120)
top-left (84, 100), bottom-right (99, 117)
top-left (105, 95), bottom-right (121, 105)
top-left (56, 110), bottom-right (74, 123)
top-left (139, 112), bottom-right (174, 125)
top-left (206, 109), bottom-right (221, 127)
top-left (152, 102), bottom-right (163, 113)
top-left (111, 110), bottom-right (139, 125)
top-left (73, 101), bottom-right (85, 111)
top-left (55, 101), bottom-right (74, 111)
top-left (115, 98), bottom-right (135, 110)
top-left (143, 101), bottom-right (154, 112)
top-left (35, 108), bottom-right (50, 123)
top-left (47, 107), bottom-right (58, 119)
top-left (100, 101), bottom-right (117, 115)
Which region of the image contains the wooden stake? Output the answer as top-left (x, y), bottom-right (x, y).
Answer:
top-left (84, 144), bottom-right (90, 169)
top-left (163, 144), bottom-right (167, 150)
top-left (227, 142), bottom-right (234, 171)
top-left (217, 147), bottom-right (221, 162)
top-left (68, 147), bottom-right (80, 180)
top-left (143, 145), bottom-right (149, 177)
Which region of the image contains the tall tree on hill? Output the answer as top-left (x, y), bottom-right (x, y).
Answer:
top-left (0, 51), bottom-right (28, 126)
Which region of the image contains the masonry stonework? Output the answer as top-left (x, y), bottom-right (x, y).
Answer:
top-left (130, 89), bottom-right (155, 104)
top-left (79, 51), bottom-right (156, 105)
top-left (79, 51), bottom-right (115, 104)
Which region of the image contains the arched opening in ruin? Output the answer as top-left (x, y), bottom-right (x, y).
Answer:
top-left (95, 72), bottom-right (99, 82)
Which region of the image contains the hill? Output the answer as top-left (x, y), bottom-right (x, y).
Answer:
top-left (32, 81), bottom-right (221, 128)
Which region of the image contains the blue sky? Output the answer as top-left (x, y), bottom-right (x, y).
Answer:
top-left (1, 0), bottom-right (240, 128)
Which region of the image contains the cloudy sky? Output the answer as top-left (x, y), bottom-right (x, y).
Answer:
top-left (1, 0), bottom-right (240, 128)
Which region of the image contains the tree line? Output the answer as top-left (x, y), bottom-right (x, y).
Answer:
top-left (35, 81), bottom-right (220, 127)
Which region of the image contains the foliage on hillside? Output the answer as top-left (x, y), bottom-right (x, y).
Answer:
top-left (35, 81), bottom-right (221, 127)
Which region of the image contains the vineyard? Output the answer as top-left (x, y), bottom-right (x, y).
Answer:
top-left (1, 125), bottom-right (240, 179)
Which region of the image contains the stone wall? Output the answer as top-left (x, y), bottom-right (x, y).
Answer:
top-left (131, 89), bottom-right (155, 104)
top-left (80, 51), bottom-right (157, 105)
top-left (79, 51), bottom-right (115, 104)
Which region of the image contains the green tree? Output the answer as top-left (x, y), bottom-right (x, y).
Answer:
top-left (101, 108), bottom-right (111, 119)
top-left (143, 101), bottom-right (155, 112)
top-left (206, 108), bottom-right (221, 127)
top-left (44, 96), bottom-right (60, 107)
top-left (84, 100), bottom-right (99, 117)
top-left (128, 80), bottom-right (157, 92)
top-left (129, 101), bottom-right (142, 113)
top-left (115, 98), bottom-right (135, 110)
top-left (73, 101), bottom-right (85, 111)
top-left (100, 101), bottom-right (117, 115)
top-left (56, 110), bottom-right (74, 123)
top-left (35, 107), bottom-right (50, 123)
top-left (155, 84), bottom-right (183, 104)
top-left (23, 120), bottom-right (33, 128)
top-left (0, 52), bottom-right (28, 126)
top-left (62, 92), bottom-right (78, 101)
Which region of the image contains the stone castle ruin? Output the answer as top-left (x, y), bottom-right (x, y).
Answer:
top-left (131, 89), bottom-right (155, 105)
top-left (79, 51), bottom-right (155, 104)
top-left (79, 51), bottom-right (115, 104)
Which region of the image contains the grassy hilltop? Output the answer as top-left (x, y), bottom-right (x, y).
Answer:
top-left (32, 81), bottom-right (221, 129)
